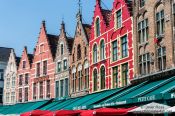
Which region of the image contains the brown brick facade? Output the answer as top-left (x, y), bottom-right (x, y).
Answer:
top-left (69, 13), bottom-right (90, 97)
top-left (133, 0), bottom-right (175, 82)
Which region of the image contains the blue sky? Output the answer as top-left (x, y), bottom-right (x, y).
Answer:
top-left (0, 0), bottom-right (113, 56)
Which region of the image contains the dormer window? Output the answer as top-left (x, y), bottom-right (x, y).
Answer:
top-left (116, 9), bottom-right (122, 29)
top-left (77, 44), bottom-right (81, 60)
top-left (139, 0), bottom-right (145, 8)
top-left (23, 61), bottom-right (26, 69)
top-left (95, 17), bottom-right (100, 37)
top-left (61, 44), bottom-right (64, 55)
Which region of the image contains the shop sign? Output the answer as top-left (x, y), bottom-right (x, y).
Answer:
top-left (171, 93), bottom-right (175, 99)
top-left (137, 95), bottom-right (156, 102)
top-left (93, 100), bottom-right (127, 109)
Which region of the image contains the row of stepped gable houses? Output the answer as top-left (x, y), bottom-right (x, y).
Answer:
top-left (0, 0), bottom-right (175, 105)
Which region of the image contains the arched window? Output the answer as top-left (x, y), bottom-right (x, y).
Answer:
top-left (95, 18), bottom-right (100, 37)
top-left (93, 44), bottom-right (97, 63)
top-left (100, 40), bottom-right (105, 60)
top-left (77, 44), bottom-right (81, 60)
top-left (100, 66), bottom-right (105, 90)
top-left (93, 69), bottom-right (98, 92)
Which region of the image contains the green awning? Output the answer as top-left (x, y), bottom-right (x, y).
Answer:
top-left (62, 88), bottom-right (121, 110)
top-left (93, 77), bottom-right (175, 108)
top-left (0, 100), bottom-right (50, 115)
top-left (49, 97), bottom-right (81, 111)
top-left (40, 99), bottom-right (64, 110)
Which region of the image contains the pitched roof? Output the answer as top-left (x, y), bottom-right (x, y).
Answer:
top-left (101, 9), bottom-right (112, 26)
top-left (66, 37), bottom-right (74, 53)
top-left (47, 34), bottom-right (59, 59)
top-left (27, 54), bottom-right (33, 64)
top-left (0, 47), bottom-right (12, 62)
top-left (15, 57), bottom-right (21, 67)
top-left (125, 0), bottom-right (133, 15)
top-left (82, 24), bottom-right (91, 42)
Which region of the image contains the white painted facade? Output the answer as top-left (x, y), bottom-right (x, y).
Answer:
top-left (3, 49), bottom-right (18, 105)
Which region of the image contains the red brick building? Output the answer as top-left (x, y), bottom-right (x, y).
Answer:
top-left (17, 47), bottom-right (33, 103)
top-left (29, 21), bottom-right (58, 101)
top-left (89, 0), bottom-right (133, 93)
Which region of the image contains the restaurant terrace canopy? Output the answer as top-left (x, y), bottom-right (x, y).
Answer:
top-left (80, 107), bottom-right (135, 116)
top-left (20, 110), bottom-right (51, 116)
top-left (165, 106), bottom-right (175, 113)
top-left (129, 102), bottom-right (170, 114)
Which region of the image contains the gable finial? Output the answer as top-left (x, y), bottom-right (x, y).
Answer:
top-left (76, 0), bottom-right (82, 21)
top-left (78, 0), bottom-right (81, 14)
top-left (96, 0), bottom-right (101, 6)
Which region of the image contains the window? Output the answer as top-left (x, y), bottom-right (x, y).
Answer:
top-left (36, 63), bottom-right (40, 77)
top-left (116, 9), bottom-right (122, 28)
top-left (12, 77), bottom-right (15, 87)
top-left (139, 53), bottom-right (150, 75)
top-left (93, 69), bottom-right (98, 92)
top-left (100, 40), bottom-right (105, 60)
top-left (78, 71), bottom-right (82, 91)
top-left (0, 69), bottom-right (4, 80)
top-left (96, 18), bottom-right (100, 37)
top-left (19, 75), bottom-right (23, 86)
top-left (61, 44), bottom-right (64, 55)
top-left (113, 66), bottom-right (118, 88)
top-left (85, 68), bottom-right (89, 89)
top-left (63, 60), bottom-right (67, 70)
top-left (25, 74), bottom-right (29, 85)
top-left (39, 82), bottom-right (43, 99)
top-left (84, 47), bottom-right (87, 56)
top-left (100, 66), bottom-right (105, 90)
top-left (122, 63), bottom-right (128, 87)
top-left (157, 47), bottom-right (166, 71)
top-left (60, 80), bottom-right (64, 97)
top-left (55, 81), bottom-right (59, 98)
top-left (23, 61), bottom-right (26, 69)
top-left (138, 19), bottom-right (149, 43)
top-left (47, 80), bottom-right (50, 98)
top-left (65, 78), bottom-right (69, 97)
top-left (6, 78), bottom-right (10, 89)
top-left (33, 83), bottom-right (37, 100)
top-left (156, 10), bottom-right (165, 36)
top-left (121, 35), bottom-right (128, 58)
top-left (77, 44), bottom-right (81, 60)
top-left (19, 88), bottom-right (22, 102)
top-left (57, 62), bottom-right (61, 73)
top-left (24, 88), bottom-right (28, 102)
top-left (72, 73), bottom-right (76, 92)
top-left (93, 44), bottom-right (98, 63)
top-left (11, 92), bottom-right (15, 103)
top-left (43, 61), bottom-right (47, 75)
top-left (139, 0), bottom-right (145, 8)
top-left (6, 92), bottom-right (10, 103)
top-left (112, 40), bottom-right (118, 61)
